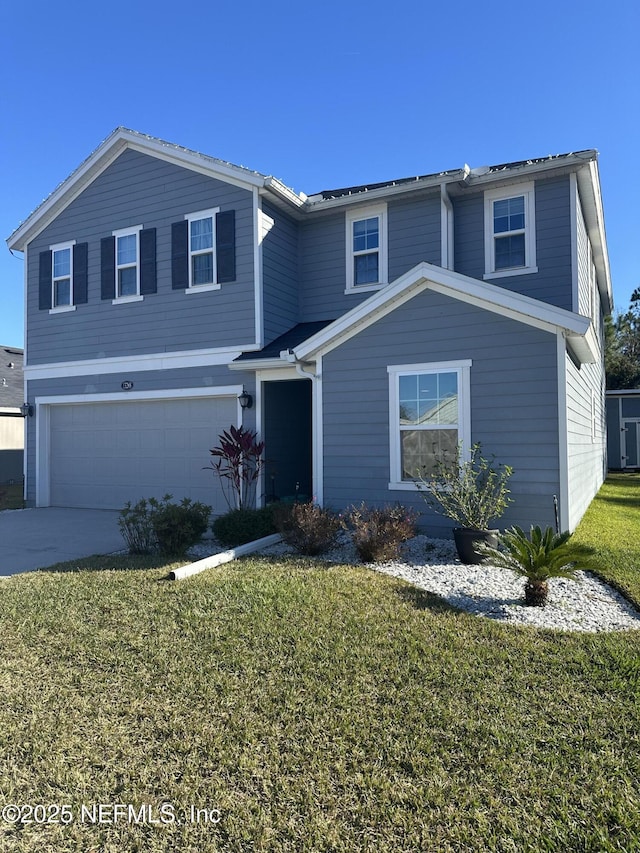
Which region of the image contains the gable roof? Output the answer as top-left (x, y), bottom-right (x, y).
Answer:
top-left (6, 130), bottom-right (611, 314)
top-left (7, 128), bottom-right (305, 251)
top-left (288, 262), bottom-right (597, 365)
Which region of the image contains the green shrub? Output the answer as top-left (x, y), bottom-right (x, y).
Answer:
top-left (119, 495), bottom-right (211, 557)
top-left (151, 497), bottom-right (211, 558)
top-left (344, 503), bottom-right (419, 563)
top-left (118, 498), bottom-right (157, 554)
top-left (273, 501), bottom-right (341, 556)
top-left (212, 506), bottom-right (277, 548)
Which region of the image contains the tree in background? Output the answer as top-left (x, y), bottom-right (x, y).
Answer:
top-left (606, 288), bottom-right (640, 389)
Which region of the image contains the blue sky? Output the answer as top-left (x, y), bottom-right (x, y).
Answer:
top-left (1, 0), bottom-right (638, 349)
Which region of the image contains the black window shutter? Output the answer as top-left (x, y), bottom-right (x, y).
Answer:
top-left (39, 250), bottom-right (52, 310)
top-left (139, 228), bottom-right (157, 295)
top-left (216, 210), bottom-right (235, 283)
top-left (101, 236), bottom-right (116, 300)
top-left (73, 243), bottom-right (88, 304)
top-left (171, 221), bottom-right (189, 289)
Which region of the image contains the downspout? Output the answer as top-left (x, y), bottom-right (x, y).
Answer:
top-left (440, 182), bottom-right (455, 271)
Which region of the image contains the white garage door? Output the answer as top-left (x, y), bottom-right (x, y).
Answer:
top-left (48, 396), bottom-right (237, 512)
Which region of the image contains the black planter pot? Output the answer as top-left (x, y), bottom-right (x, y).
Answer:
top-left (453, 527), bottom-right (499, 565)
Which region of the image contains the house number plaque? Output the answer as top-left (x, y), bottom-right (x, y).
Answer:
top-left (121, 381), bottom-right (134, 391)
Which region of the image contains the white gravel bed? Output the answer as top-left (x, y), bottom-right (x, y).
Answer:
top-left (191, 533), bottom-right (640, 633)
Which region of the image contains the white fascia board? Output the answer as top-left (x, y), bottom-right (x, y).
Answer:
top-left (35, 385), bottom-right (243, 407)
top-left (293, 261), bottom-right (592, 361)
top-left (576, 160), bottom-right (613, 314)
top-left (228, 357), bottom-right (286, 372)
top-left (24, 345), bottom-right (252, 380)
top-left (305, 174), bottom-right (457, 213)
top-left (8, 128), bottom-right (267, 251)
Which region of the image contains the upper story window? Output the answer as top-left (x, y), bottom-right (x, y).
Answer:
top-left (187, 209), bottom-right (219, 289)
top-left (387, 360), bottom-right (471, 489)
top-left (484, 183), bottom-right (537, 279)
top-left (100, 227), bottom-right (156, 304)
top-left (114, 227), bottom-right (142, 299)
top-left (345, 204), bottom-right (388, 293)
top-left (39, 241), bottom-right (88, 313)
top-left (171, 209), bottom-right (236, 293)
top-left (52, 242), bottom-right (74, 308)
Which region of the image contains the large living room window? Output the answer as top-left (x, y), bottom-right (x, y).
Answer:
top-left (345, 204), bottom-right (388, 293)
top-left (388, 360), bottom-right (471, 488)
top-left (484, 182), bottom-right (537, 279)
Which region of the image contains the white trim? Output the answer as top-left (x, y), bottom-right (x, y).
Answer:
top-left (483, 182), bottom-right (537, 279)
top-left (556, 332), bottom-right (569, 531)
top-left (254, 189), bottom-right (264, 349)
top-left (7, 128), bottom-right (271, 251)
top-left (111, 295), bottom-right (144, 305)
top-left (184, 207), bottom-right (219, 288)
top-left (49, 305), bottom-right (76, 315)
top-left (387, 360), bottom-right (472, 490)
top-left (184, 284), bottom-right (220, 295)
top-left (24, 346), bottom-right (250, 380)
top-left (345, 203), bottom-right (388, 293)
top-left (34, 385), bottom-right (243, 508)
top-left (440, 183), bottom-right (454, 270)
top-left (570, 173), bottom-right (579, 313)
top-left (293, 262), bottom-right (593, 363)
top-left (112, 224), bottom-right (143, 298)
top-left (50, 240), bottom-right (76, 309)
top-left (313, 355), bottom-right (323, 505)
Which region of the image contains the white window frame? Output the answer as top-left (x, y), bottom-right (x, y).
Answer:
top-left (484, 182), bottom-right (537, 279)
top-left (112, 225), bottom-right (143, 304)
top-left (49, 240), bottom-right (76, 314)
top-left (185, 207), bottom-right (221, 294)
top-left (387, 360), bottom-right (472, 490)
top-left (345, 204), bottom-right (388, 294)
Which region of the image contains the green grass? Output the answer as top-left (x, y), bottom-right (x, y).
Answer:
top-left (0, 479), bottom-right (639, 852)
top-left (573, 472), bottom-right (640, 603)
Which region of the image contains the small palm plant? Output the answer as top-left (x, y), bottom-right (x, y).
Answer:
top-left (480, 525), bottom-right (597, 607)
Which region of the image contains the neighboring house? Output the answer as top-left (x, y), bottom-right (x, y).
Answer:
top-left (6, 129), bottom-right (612, 535)
top-left (0, 346), bottom-right (24, 484)
top-left (606, 390), bottom-right (640, 470)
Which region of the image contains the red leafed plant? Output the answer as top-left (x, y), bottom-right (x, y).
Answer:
top-left (206, 425), bottom-right (265, 510)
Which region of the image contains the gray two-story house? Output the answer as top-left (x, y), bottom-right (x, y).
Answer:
top-left (7, 129), bottom-right (611, 535)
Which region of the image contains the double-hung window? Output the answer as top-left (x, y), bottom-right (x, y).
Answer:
top-left (484, 183), bottom-right (536, 278)
top-left (114, 227), bottom-right (141, 298)
top-left (388, 361), bottom-right (471, 488)
top-left (346, 204), bottom-right (388, 292)
top-left (51, 242), bottom-right (74, 308)
top-left (186, 208), bottom-right (219, 289)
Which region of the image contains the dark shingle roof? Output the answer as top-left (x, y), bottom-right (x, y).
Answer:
top-left (234, 322), bottom-right (335, 362)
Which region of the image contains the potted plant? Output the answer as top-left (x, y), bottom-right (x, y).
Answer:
top-left (478, 525), bottom-right (596, 606)
top-left (416, 444), bottom-right (513, 564)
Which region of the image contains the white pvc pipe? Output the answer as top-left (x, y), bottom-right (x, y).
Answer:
top-left (169, 533), bottom-right (283, 581)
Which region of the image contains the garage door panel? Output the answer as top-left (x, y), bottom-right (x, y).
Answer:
top-left (49, 396), bottom-right (236, 511)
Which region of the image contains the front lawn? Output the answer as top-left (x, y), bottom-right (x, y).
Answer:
top-left (0, 479), bottom-right (639, 852)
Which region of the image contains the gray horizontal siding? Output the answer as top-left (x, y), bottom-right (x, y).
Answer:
top-left (454, 175), bottom-right (573, 311)
top-left (321, 288), bottom-right (560, 535)
top-left (261, 201), bottom-right (299, 344)
top-left (299, 193), bottom-right (442, 322)
top-left (565, 353), bottom-right (606, 529)
top-left (26, 149), bottom-right (256, 365)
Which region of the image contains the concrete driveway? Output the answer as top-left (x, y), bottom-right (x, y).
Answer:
top-left (0, 508), bottom-right (124, 577)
